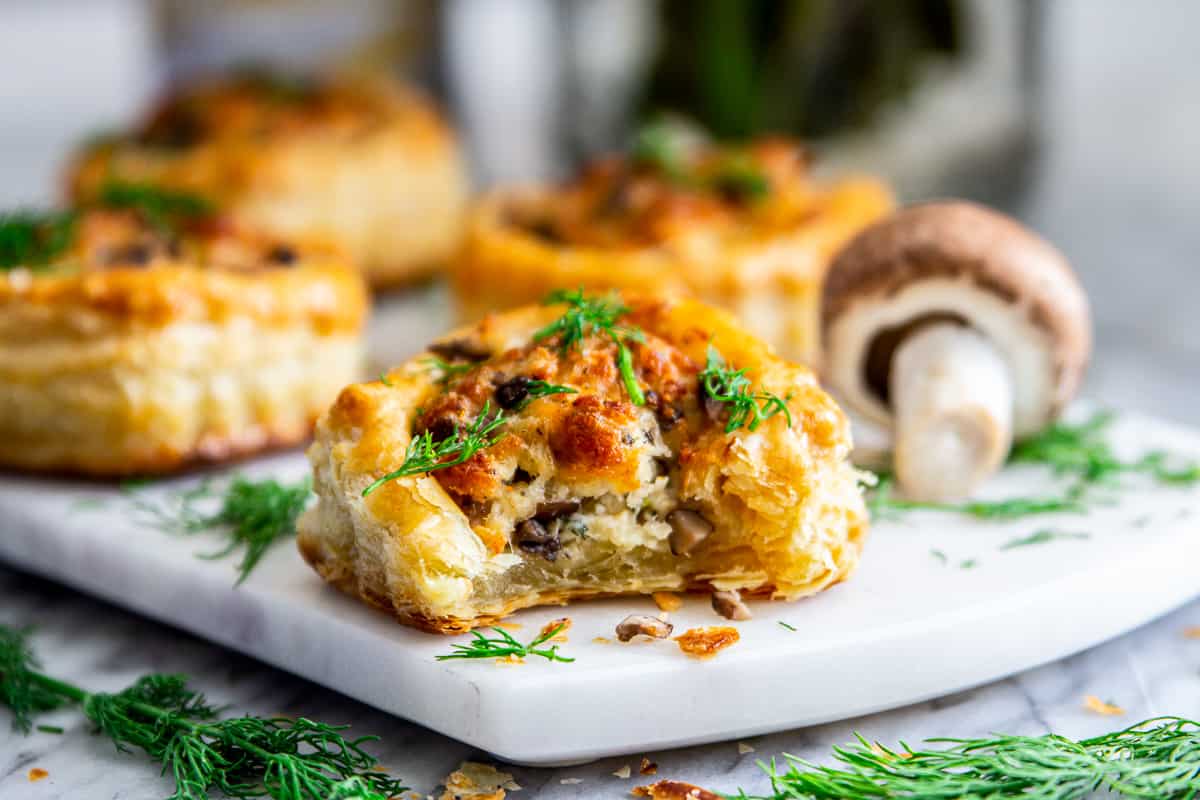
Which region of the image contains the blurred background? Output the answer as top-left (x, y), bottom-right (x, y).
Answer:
top-left (0, 0), bottom-right (1196, 419)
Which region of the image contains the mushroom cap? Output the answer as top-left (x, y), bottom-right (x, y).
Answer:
top-left (821, 201), bottom-right (1091, 437)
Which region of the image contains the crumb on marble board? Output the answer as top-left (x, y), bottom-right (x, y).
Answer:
top-left (675, 626), bottom-right (740, 658)
top-left (1083, 695), bottom-right (1125, 716)
top-left (639, 757), bottom-right (658, 775)
top-left (632, 779), bottom-right (720, 799)
top-left (438, 761), bottom-right (519, 800)
top-left (28, 768), bottom-right (49, 782)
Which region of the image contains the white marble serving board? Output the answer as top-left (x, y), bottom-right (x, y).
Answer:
top-left (1, 287), bottom-right (1199, 765)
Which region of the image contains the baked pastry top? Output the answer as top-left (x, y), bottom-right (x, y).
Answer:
top-left (299, 291), bottom-right (868, 633)
top-left (452, 132), bottom-right (893, 363)
top-left (67, 71), bottom-right (468, 289)
top-left (0, 185), bottom-right (367, 475)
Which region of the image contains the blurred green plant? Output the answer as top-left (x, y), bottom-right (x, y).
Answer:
top-left (643, 0), bottom-right (963, 140)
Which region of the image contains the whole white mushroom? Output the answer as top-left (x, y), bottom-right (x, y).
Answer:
top-left (821, 202), bottom-right (1092, 502)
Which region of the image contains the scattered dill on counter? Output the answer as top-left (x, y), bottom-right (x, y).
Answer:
top-left (699, 344), bottom-right (792, 433)
top-left (361, 401), bottom-right (507, 497)
top-left (436, 622), bottom-right (574, 663)
top-left (777, 621), bottom-right (797, 632)
top-left (0, 625), bottom-right (405, 799)
top-left (535, 288), bottom-right (646, 405)
top-left (734, 716), bottom-right (1200, 799)
top-left (1000, 529), bottom-right (1091, 550)
top-left (130, 475), bottom-right (312, 585)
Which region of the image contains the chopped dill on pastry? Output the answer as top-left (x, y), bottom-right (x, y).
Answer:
top-left (299, 292), bottom-right (867, 634)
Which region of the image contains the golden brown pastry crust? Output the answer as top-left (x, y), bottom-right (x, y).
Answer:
top-left (452, 139), bottom-right (893, 364)
top-left (299, 293), bottom-right (868, 633)
top-left (67, 74), bottom-right (468, 289)
top-left (0, 208), bottom-right (367, 475)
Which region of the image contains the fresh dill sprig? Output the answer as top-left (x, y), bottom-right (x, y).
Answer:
top-left (534, 289), bottom-right (646, 405)
top-left (0, 625), bottom-right (406, 799)
top-left (95, 180), bottom-right (213, 233)
top-left (1000, 528), bottom-right (1091, 550)
top-left (517, 379), bottom-right (577, 410)
top-left (129, 476), bottom-right (312, 585)
top-left (362, 401), bottom-right (507, 497)
top-left (699, 344), bottom-right (792, 433)
top-left (0, 627), bottom-right (67, 733)
top-left (777, 621), bottom-right (797, 632)
top-left (0, 210), bottom-right (77, 270)
top-left (737, 716), bottom-right (1200, 799)
top-left (423, 356), bottom-right (474, 384)
top-left (436, 622), bottom-right (574, 663)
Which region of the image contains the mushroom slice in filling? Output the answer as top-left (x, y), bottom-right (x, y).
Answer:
top-left (298, 294), bottom-right (869, 634)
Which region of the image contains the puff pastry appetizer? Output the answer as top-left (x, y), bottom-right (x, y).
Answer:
top-left (68, 71), bottom-right (468, 289)
top-left (0, 183), bottom-right (367, 475)
top-left (299, 291), bottom-right (867, 633)
top-left (452, 131), bottom-right (893, 364)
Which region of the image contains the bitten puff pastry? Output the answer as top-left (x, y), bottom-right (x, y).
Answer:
top-left (67, 71), bottom-right (468, 289)
top-left (0, 185), bottom-right (367, 476)
top-left (452, 134), bottom-right (893, 365)
top-left (298, 291), bottom-right (867, 633)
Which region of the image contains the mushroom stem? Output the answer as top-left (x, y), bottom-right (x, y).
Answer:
top-left (890, 322), bottom-right (1013, 502)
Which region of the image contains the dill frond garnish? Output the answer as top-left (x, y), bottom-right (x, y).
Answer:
top-left (710, 155), bottom-right (770, 202)
top-left (0, 210), bottom-right (76, 270)
top-left (436, 622), bottom-right (574, 663)
top-left (0, 625), bottom-right (406, 799)
top-left (534, 288), bottom-right (646, 405)
top-left (361, 401), bottom-right (507, 497)
top-left (1000, 528), bottom-right (1091, 550)
top-left (130, 475), bottom-right (312, 585)
top-left (740, 716), bottom-right (1200, 799)
top-left (524, 379), bottom-right (577, 405)
top-left (95, 180), bottom-right (214, 233)
top-left (423, 356), bottom-right (474, 384)
top-left (631, 118), bottom-right (690, 181)
top-left (699, 344), bottom-right (792, 433)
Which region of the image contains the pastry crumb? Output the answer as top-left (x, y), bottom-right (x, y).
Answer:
top-left (1184, 626), bottom-right (1200, 638)
top-left (737, 742), bottom-right (755, 755)
top-left (494, 655), bottom-right (525, 666)
top-left (613, 765), bottom-right (632, 779)
top-left (639, 757), bottom-right (658, 775)
top-left (632, 780), bottom-right (720, 799)
top-left (593, 636), bottom-right (612, 644)
top-left (675, 626), bottom-right (740, 658)
top-left (1083, 695), bottom-right (1124, 716)
top-left (653, 592), bottom-right (683, 612)
top-left (27, 768), bottom-right (48, 783)
top-left (439, 762), bottom-right (519, 800)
